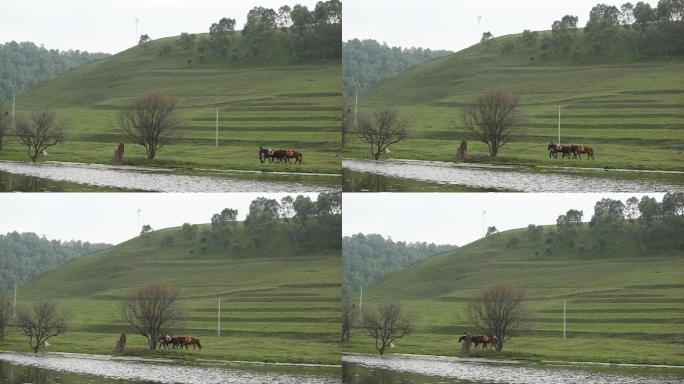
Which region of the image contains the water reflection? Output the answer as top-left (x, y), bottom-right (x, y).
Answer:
top-left (343, 159), bottom-right (684, 192)
top-left (343, 355), bottom-right (684, 384)
top-left (0, 353), bottom-right (339, 384)
top-left (0, 360), bottom-right (150, 383)
top-left (0, 170), bottom-right (118, 192)
top-left (343, 168), bottom-right (491, 192)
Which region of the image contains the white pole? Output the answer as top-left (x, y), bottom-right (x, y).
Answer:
top-left (11, 91), bottom-right (16, 124)
top-left (354, 90), bottom-right (358, 129)
top-left (13, 283), bottom-right (17, 319)
top-left (137, 209), bottom-right (141, 233)
top-left (358, 285), bottom-right (363, 319)
top-left (558, 105), bottom-right (561, 144)
top-left (215, 108), bottom-right (219, 148)
top-left (563, 300), bottom-right (566, 340)
top-left (135, 18), bottom-right (139, 43)
top-left (218, 298), bottom-right (221, 337)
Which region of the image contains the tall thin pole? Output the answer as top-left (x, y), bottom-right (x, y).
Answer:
top-left (135, 18), bottom-right (139, 43)
top-left (217, 298), bottom-right (221, 337)
top-left (358, 285), bottom-right (363, 320)
top-left (137, 209), bottom-right (141, 233)
top-left (354, 90), bottom-right (358, 129)
top-left (563, 300), bottom-right (566, 340)
top-left (558, 105), bottom-right (561, 144)
top-left (13, 283), bottom-right (17, 319)
top-left (215, 108), bottom-right (219, 148)
top-left (11, 91), bottom-right (16, 124)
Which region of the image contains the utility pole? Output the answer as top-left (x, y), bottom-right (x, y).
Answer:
top-left (217, 298), bottom-right (221, 337)
top-left (11, 91), bottom-right (16, 124)
top-left (354, 90), bottom-right (358, 130)
top-left (135, 18), bottom-right (139, 43)
top-left (13, 283), bottom-right (17, 319)
top-left (215, 108), bottom-right (219, 148)
top-left (563, 300), bottom-right (567, 340)
top-left (358, 285), bottom-right (363, 320)
top-left (137, 209), bottom-right (141, 233)
top-left (558, 105), bottom-right (561, 144)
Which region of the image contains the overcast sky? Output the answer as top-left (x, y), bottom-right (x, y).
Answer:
top-left (0, 0), bottom-right (321, 54)
top-left (343, 193), bottom-right (663, 246)
top-left (0, 193), bottom-right (317, 244)
top-left (344, 0), bottom-right (659, 51)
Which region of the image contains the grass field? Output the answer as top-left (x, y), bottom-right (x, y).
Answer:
top-left (344, 31), bottom-right (684, 173)
top-left (0, 224), bottom-right (341, 365)
top-left (0, 34), bottom-right (341, 175)
top-left (344, 226), bottom-right (684, 366)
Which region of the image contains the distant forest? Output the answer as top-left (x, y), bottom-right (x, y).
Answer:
top-left (0, 41), bottom-right (109, 102)
top-left (342, 39), bottom-right (452, 99)
top-left (0, 232), bottom-right (110, 292)
top-left (343, 234), bottom-right (456, 294)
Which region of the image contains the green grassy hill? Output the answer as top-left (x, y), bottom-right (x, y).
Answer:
top-left (346, 226), bottom-right (684, 365)
top-left (345, 30), bottom-right (684, 172)
top-left (5, 224), bottom-right (341, 364)
top-left (2, 33), bottom-right (341, 174)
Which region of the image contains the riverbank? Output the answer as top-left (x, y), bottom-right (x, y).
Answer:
top-left (0, 351), bottom-right (340, 384)
top-left (0, 160), bottom-right (339, 192)
top-left (342, 353), bottom-right (684, 384)
top-left (342, 158), bottom-right (684, 192)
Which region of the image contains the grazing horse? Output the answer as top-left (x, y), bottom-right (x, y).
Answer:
top-left (178, 336), bottom-right (202, 351)
top-left (548, 143), bottom-right (572, 159)
top-left (258, 147), bottom-right (277, 163)
top-left (571, 144), bottom-right (595, 160)
top-left (281, 149), bottom-right (303, 165)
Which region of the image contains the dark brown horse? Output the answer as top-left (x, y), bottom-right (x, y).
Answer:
top-left (571, 144), bottom-right (595, 160)
top-left (548, 143), bottom-right (573, 159)
top-left (281, 149), bottom-right (303, 165)
top-left (178, 336), bottom-right (202, 351)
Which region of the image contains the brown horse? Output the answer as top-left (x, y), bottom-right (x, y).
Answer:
top-left (282, 149), bottom-right (303, 165)
top-left (571, 144), bottom-right (595, 160)
top-left (178, 336), bottom-right (202, 351)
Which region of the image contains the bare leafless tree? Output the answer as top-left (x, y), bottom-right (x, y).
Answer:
top-left (0, 110), bottom-right (10, 151)
top-left (361, 301), bottom-right (413, 355)
top-left (357, 108), bottom-right (408, 160)
top-left (15, 111), bottom-right (67, 162)
top-left (118, 92), bottom-right (181, 160)
top-left (120, 283), bottom-right (182, 350)
top-left (466, 285), bottom-right (528, 351)
top-left (341, 298), bottom-right (356, 345)
top-left (16, 300), bottom-right (68, 353)
top-left (462, 90), bottom-right (523, 158)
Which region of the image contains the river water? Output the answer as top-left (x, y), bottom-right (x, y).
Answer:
top-left (343, 354), bottom-right (684, 384)
top-left (343, 159), bottom-right (684, 192)
top-left (0, 352), bottom-right (340, 384)
top-left (0, 161), bottom-right (338, 192)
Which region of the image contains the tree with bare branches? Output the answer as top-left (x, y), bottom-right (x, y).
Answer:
top-left (120, 283), bottom-right (182, 350)
top-left (466, 285), bottom-right (528, 351)
top-left (461, 90), bottom-right (523, 158)
top-left (357, 107), bottom-right (408, 160)
top-left (16, 300), bottom-right (68, 353)
top-left (15, 111), bottom-right (67, 162)
top-left (361, 301), bottom-right (413, 355)
top-left (118, 92), bottom-right (181, 160)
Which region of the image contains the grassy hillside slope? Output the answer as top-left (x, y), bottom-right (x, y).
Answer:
top-left (2, 33), bottom-right (341, 174)
top-left (344, 30), bottom-right (684, 172)
top-left (4, 224), bottom-right (341, 364)
top-left (346, 226), bottom-right (684, 365)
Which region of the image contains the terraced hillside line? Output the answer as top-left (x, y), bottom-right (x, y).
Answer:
top-left (344, 226), bottom-right (684, 366)
top-left (344, 31), bottom-right (684, 173)
top-left (2, 35), bottom-right (341, 175)
top-left (2, 224), bottom-right (342, 365)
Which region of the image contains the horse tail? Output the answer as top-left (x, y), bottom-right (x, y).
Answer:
top-left (299, 153), bottom-right (303, 164)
